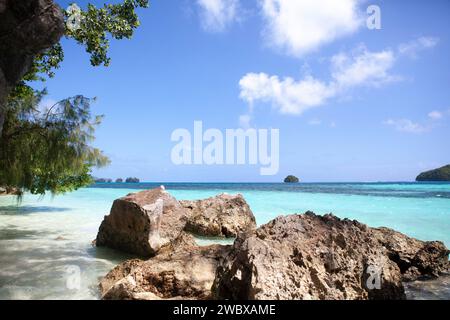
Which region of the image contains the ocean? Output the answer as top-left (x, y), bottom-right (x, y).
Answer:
top-left (0, 182), bottom-right (449, 299)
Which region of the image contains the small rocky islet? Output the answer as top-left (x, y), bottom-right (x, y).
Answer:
top-left (416, 164), bottom-right (450, 182)
top-left (95, 186), bottom-right (449, 300)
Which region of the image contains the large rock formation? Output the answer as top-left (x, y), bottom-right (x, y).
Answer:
top-left (100, 233), bottom-right (231, 300)
top-left (96, 189), bottom-right (449, 300)
top-left (96, 188), bottom-right (257, 256)
top-left (181, 193), bottom-right (256, 238)
top-left (96, 187), bottom-right (188, 257)
top-left (212, 213), bottom-right (449, 300)
top-left (0, 0), bottom-right (65, 134)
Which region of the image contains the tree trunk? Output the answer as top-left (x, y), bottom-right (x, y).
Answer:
top-left (0, 106), bottom-right (5, 138)
top-left (0, 0), bottom-right (65, 138)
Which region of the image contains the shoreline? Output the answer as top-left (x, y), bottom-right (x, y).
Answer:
top-left (0, 184), bottom-right (449, 300)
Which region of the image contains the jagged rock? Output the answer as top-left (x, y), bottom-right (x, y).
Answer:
top-left (96, 187), bottom-right (188, 257)
top-left (0, 0), bottom-right (65, 134)
top-left (212, 212), bottom-right (449, 300)
top-left (372, 227), bottom-right (449, 281)
top-left (181, 193), bottom-right (256, 238)
top-left (100, 233), bottom-right (230, 300)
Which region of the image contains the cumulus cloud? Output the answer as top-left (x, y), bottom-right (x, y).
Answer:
top-left (197, 0), bottom-right (239, 32)
top-left (260, 0), bottom-right (363, 57)
top-left (239, 73), bottom-right (334, 115)
top-left (330, 47), bottom-right (397, 89)
top-left (239, 46), bottom-right (397, 115)
top-left (239, 37), bottom-right (438, 117)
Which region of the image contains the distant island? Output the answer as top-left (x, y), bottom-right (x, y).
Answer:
top-left (416, 165), bottom-right (450, 181)
top-left (94, 177), bottom-right (140, 183)
top-left (284, 175), bottom-right (300, 183)
top-left (94, 178), bottom-right (113, 183)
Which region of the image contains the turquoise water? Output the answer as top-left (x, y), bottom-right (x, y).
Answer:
top-left (0, 182), bottom-right (449, 299)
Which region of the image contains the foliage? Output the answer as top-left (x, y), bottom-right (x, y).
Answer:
top-left (0, 1), bottom-right (149, 195)
top-left (416, 165), bottom-right (450, 182)
top-left (0, 88), bottom-right (109, 195)
top-left (28, 0), bottom-right (149, 81)
top-left (125, 177), bottom-right (140, 183)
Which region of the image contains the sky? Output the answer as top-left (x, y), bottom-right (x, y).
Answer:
top-left (45, 0), bottom-right (450, 182)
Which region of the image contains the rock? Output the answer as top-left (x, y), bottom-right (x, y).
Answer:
top-left (416, 164), bottom-right (450, 182)
top-left (212, 212), bottom-right (449, 300)
top-left (100, 233), bottom-right (231, 300)
top-left (0, 0), bottom-right (65, 134)
top-left (372, 227), bottom-right (450, 281)
top-left (284, 175), bottom-right (300, 183)
top-left (96, 187), bottom-right (188, 257)
top-left (181, 194), bottom-right (256, 238)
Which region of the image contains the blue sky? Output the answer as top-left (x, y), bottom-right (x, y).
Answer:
top-left (46, 0), bottom-right (450, 182)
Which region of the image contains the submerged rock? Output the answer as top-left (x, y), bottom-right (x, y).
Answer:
top-left (181, 193), bottom-right (256, 238)
top-left (100, 233), bottom-right (230, 300)
top-left (96, 187), bottom-right (187, 257)
top-left (212, 212), bottom-right (449, 300)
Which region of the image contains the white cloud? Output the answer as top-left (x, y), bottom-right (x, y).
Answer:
top-left (308, 119), bottom-right (322, 126)
top-left (239, 73), bottom-right (333, 115)
top-left (239, 38), bottom-right (437, 117)
top-left (428, 110), bottom-right (443, 120)
top-left (331, 46), bottom-right (397, 89)
top-left (398, 36), bottom-right (439, 58)
top-left (260, 0), bottom-right (363, 57)
top-left (197, 0), bottom-right (239, 32)
top-left (239, 46), bottom-right (397, 115)
top-left (383, 119), bottom-right (429, 134)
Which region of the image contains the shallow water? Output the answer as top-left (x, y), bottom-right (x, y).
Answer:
top-left (0, 182), bottom-right (449, 300)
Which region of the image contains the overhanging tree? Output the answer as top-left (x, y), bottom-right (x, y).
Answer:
top-left (0, 0), bottom-right (149, 195)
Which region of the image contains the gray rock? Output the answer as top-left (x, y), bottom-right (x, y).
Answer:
top-left (181, 193), bottom-right (256, 238)
top-left (212, 212), bottom-right (449, 300)
top-left (96, 187), bottom-right (187, 257)
top-left (100, 233), bottom-right (230, 300)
